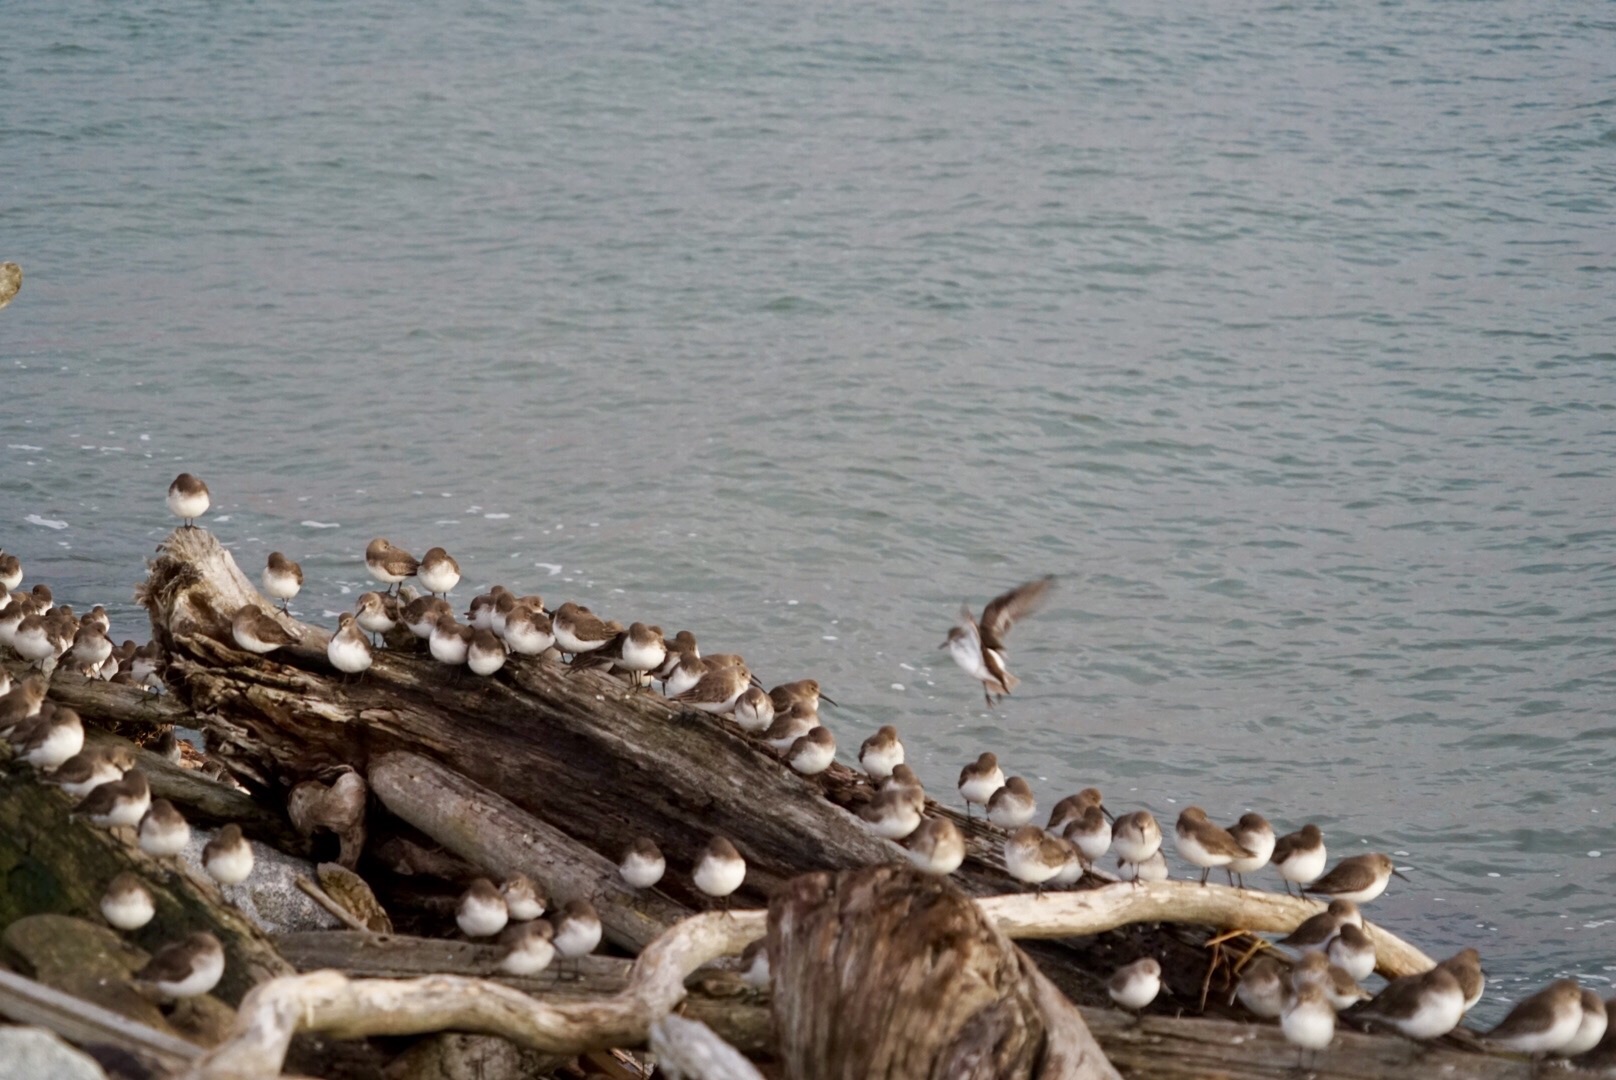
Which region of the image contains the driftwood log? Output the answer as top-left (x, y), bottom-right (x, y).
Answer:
top-left (767, 864), bottom-right (1116, 1080)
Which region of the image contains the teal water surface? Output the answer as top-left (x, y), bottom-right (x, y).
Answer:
top-left (3, 0), bottom-right (1614, 1019)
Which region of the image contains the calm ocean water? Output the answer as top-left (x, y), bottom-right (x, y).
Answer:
top-left (3, 0), bottom-right (1613, 1018)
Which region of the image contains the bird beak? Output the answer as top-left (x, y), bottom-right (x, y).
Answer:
top-left (819, 693), bottom-right (838, 708)
top-left (937, 639), bottom-right (950, 650)
top-left (1101, 805), bottom-right (1115, 823)
top-left (749, 674), bottom-right (764, 688)
top-left (1391, 868), bottom-right (1410, 882)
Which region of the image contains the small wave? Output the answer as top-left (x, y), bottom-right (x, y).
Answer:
top-left (301, 520), bottom-right (341, 529)
top-left (25, 514), bottom-right (68, 530)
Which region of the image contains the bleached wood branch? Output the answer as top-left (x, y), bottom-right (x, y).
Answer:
top-left (184, 911), bottom-right (764, 1080)
top-left (649, 1014), bottom-right (766, 1080)
top-left (978, 882), bottom-right (1434, 978)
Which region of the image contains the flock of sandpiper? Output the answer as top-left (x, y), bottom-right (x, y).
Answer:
top-left (0, 472), bottom-right (1609, 1064)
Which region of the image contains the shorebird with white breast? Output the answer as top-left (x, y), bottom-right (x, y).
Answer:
top-left (941, 575), bottom-right (1055, 707)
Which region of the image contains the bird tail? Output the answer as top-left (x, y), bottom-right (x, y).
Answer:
top-left (1000, 670), bottom-right (1020, 694)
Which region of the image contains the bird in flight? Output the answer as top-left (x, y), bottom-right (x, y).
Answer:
top-left (941, 575), bottom-right (1055, 707)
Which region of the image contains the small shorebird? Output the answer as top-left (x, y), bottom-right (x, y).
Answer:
top-left (1281, 982), bottom-right (1336, 1068)
top-left (76, 768), bottom-right (151, 832)
top-left (1292, 952), bottom-right (1370, 1011)
top-left (1226, 812), bottom-right (1274, 888)
top-left (1304, 852), bottom-right (1405, 904)
top-left (0, 550), bottom-right (21, 591)
top-left (740, 939), bottom-right (770, 989)
top-left (365, 538), bottom-right (419, 594)
top-left (0, 673), bottom-right (48, 735)
top-left (262, 552), bottom-right (303, 612)
top-left (732, 687), bottom-right (775, 732)
top-left (858, 725), bottom-right (904, 779)
top-left (11, 704), bottom-right (84, 771)
top-left (231, 604), bottom-right (299, 655)
top-left (661, 652), bottom-right (711, 699)
top-left (48, 745), bottom-right (134, 799)
top-left (1484, 980), bottom-right (1586, 1057)
top-left (1271, 823), bottom-right (1327, 895)
top-left (499, 920), bottom-right (555, 975)
top-left (882, 763), bottom-right (925, 799)
top-left (70, 623), bottom-right (113, 673)
top-left (1359, 966), bottom-right (1466, 1040)
top-left (762, 705), bottom-right (817, 752)
top-left (693, 837), bottom-right (746, 910)
top-left (500, 874), bottom-right (546, 921)
top-left (502, 601), bottom-right (555, 656)
top-left (906, 816), bottom-right (965, 876)
top-left (941, 575), bottom-right (1055, 707)
top-left (467, 628), bottom-right (508, 676)
top-left (429, 614), bottom-right (473, 667)
top-left (327, 613), bottom-right (374, 679)
top-left (1328, 923), bottom-right (1376, 982)
top-left (619, 837), bottom-right (666, 889)
top-left (1174, 807), bottom-right (1253, 885)
top-left (1276, 898), bottom-right (1362, 953)
top-left (138, 799), bottom-right (191, 859)
top-left (787, 727), bottom-right (836, 775)
top-left (12, 612), bottom-right (57, 668)
top-left (1235, 955), bottom-right (1286, 1019)
top-left (467, 586), bottom-right (511, 630)
top-left (355, 592), bottom-right (398, 646)
top-left (1048, 788), bottom-right (1109, 832)
top-left (1112, 810), bottom-right (1162, 884)
top-left (101, 872), bottom-right (155, 931)
top-left (768, 679), bottom-right (836, 713)
top-left (987, 777), bottom-right (1038, 828)
top-left (402, 595), bottom-right (450, 640)
top-left (676, 664), bottom-right (752, 715)
top-left (456, 878), bottom-right (509, 938)
top-left (203, 824), bottom-right (254, 885)
top-left (133, 932), bottom-right (224, 999)
top-left (1004, 825), bottom-right (1068, 897)
top-left (1564, 989), bottom-right (1608, 1058)
top-left (417, 547), bottom-right (461, 597)
top-left (552, 899), bottom-right (602, 977)
top-left (957, 752), bottom-right (1005, 818)
top-left (611, 622), bottom-right (666, 687)
top-left (1131, 850), bottom-right (1170, 882)
top-left (1063, 804), bottom-right (1112, 870)
top-left (1436, 947), bottom-right (1486, 1012)
top-left (860, 786), bottom-right (923, 840)
top-left (166, 473), bottom-right (210, 529)
top-left (551, 602), bottom-right (622, 660)
top-left (1108, 958), bottom-right (1164, 1011)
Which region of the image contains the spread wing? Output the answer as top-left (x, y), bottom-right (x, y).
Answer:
top-left (978, 575), bottom-right (1055, 653)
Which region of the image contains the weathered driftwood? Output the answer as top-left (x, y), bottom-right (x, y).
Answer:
top-left (184, 911), bottom-right (765, 1080)
top-left (10, 660), bottom-right (192, 731)
top-left (650, 1014), bottom-right (766, 1080)
top-left (368, 751), bottom-right (689, 951)
top-left (80, 728), bottom-right (306, 854)
top-left (0, 759), bottom-right (293, 1006)
top-left (141, 528), bottom-right (900, 901)
top-left (983, 886), bottom-right (1432, 979)
top-left (767, 864), bottom-right (1115, 1080)
top-left (0, 968), bottom-right (202, 1074)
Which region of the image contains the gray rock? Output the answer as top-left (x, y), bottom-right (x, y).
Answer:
top-left (0, 1027), bottom-right (108, 1080)
top-left (182, 827), bottom-right (343, 933)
